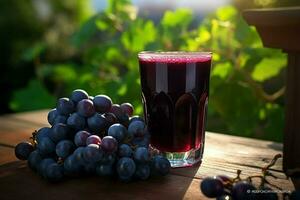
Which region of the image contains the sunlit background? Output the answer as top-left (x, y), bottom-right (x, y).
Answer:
top-left (1, 0), bottom-right (300, 142)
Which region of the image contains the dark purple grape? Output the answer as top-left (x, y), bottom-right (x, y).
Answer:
top-left (232, 181), bottom-right (256, 200)
top-left (103, 112), bottom-right (118, 126)
top-left (128, 121), bottom-right (146, 137)
top-left (89, 96), bottom-right (94, 101)
top-left (108, 123), bottom-right (127, 142)
top-left (83, 144), bottom-right (103, 163)
top-left (67, 112), bottom-right (86, 130)
top-left (87, 113), bottom-right (108, 133)
top-left (134, 164), bottom-right (150, 180)
top-left (56, 97), bottom-right (75, 116)
top-left (36, 127), bottom-right (51, 142)
top-left (64, 155), bottom-right (82, 174)
top-left (28, 150), bottom-right (43, 171)
top-left (129, 115), bottom-right (144, 124)
top-left (72, 147), bottom-right (86, 164)
top-left (101, 136), bottom-right (118, 153)
top-left (86, 135), bottom-right (101, 146)
top-left (50, 123), bottom-right (70, 143)
top-left (200, 176), bottom-right (224, 198)
top-left (110, 104), bottom-right (124, 120)
top-left (56, 140), bottom-right (75, 159)
top-left (70, 89), bottom-right (89, 104)
top-left (74, 130), bottom-right (91, 147)
top-left (14, 142), bottom-right (34, 160)
top-left (101, 153), bottom-right (116, 165)
top-left (116, 157), bottom-right (136, 182)
top-left (120, 103), bottom-right (134, 117)
top-left (84, 162), bottom-right (96, 175)
top-left (96, 164), bottom-right (113, 176)
top-left (38, 158), bottom-right (56, 177)
top-left (134, 147), bottom-right (150, 163)
top-left (53, 115), bottom-right (68, 125)
top-left (45, 163), bottom-right (64, 182)
top-left (131, 134), bottom-right (150, 148)
top-left (118, 144), bottom-right (133, 157)
top-left (291, 190), bottom-right (300, 200)
top-left (37, 137), bottom-right (55, 155)
top-left (93, 95), bottom-right (112, 113)
top-left (151, 155), bottom-right (171, 176)
top-left (48, 109), bottom-right (58, 125)
top-left (118, 113), bottom-right (130, 127)
top-left (77, 99), bottom-right (95, 117)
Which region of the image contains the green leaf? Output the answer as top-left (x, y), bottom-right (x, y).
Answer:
top-left (211, 62), bottom-right (232, 79)
top-left (161, 9), bottom-right (192, 28)
top-left (216, 6), bottom-right (237, 21)
top-left (10, 79), bottom-right (56, 112)
top-left (251, 56), bottom-right (287, 82)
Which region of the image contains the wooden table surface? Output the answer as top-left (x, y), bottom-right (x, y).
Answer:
top-left (0, 110), bottom-right (295, 200)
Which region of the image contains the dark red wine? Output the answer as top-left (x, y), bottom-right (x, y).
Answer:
top-left (139, 52), bottom-right (211, 153)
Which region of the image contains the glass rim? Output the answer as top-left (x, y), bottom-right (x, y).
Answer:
top-left (138, 51), bottom-right (212, 58)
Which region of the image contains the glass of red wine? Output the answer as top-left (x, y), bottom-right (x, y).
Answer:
top-left (138, 51), bottom-right (212, 168)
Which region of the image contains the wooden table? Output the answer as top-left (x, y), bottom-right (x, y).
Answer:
top-left (0, 110), bottom-right (295, 200)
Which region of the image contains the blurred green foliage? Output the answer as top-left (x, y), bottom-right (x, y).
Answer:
top-left (10, 0), bottom-right (286, 142)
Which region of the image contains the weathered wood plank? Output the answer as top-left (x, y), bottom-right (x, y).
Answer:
top-left (0, 146), bottom-right (17, 165)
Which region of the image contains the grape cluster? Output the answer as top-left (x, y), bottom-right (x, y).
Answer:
top-left (200, 154), bottom-right (300, 200)
top-left (14, 89), bottom-right (170, 182)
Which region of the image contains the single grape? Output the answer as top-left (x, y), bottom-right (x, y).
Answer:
top-left (93, 95), bottom-right (112, 113)
top-left (74, 130), bottom-right (91, 147)
top-left (87, 113), bottom-right (108, 133)
top-left (108, 123), bottom-right (127, 142)
top-left (232, 181), bottom-right (256, 200)
top-left (120, 103), bottom-right (134, 117)
top-left (67, 112), bottom-right (86, 130)
top-left (83, 144), bottom-right (103, 163)
top-left (129, 115), bottom-right (144, 124)
top-left (101, 153), bottom-right (116, 165)
top-left (70, 89), bottom-right (89, 104)
top-left (56, 140), bottom-right (75, 159)
top-left (14, 142), bottom-right (34, 160)
top-left (48, 108), bottom-right (58, 125)
top-left (151, 155), bottom-right (171, 176)
top-left (103, 112), bottom-right (118, 126)
top-left (86, 135), bottom-right (101, 146)
top-left (131, 135), bottom-right (150, 148)
top-left (101, 136), bottom-right (118, 153)
top-left (116, 157), bottom-right (136, 182)
top-left (45, 163), bottom-right (64, 182)
top-left (53, 115), bottom-right (68, 125)
top-left (36, 127), bottom-right (51, 142)
top-left (257, 186), bottom-right (278, 200)
top-left (56, 97), bottom-right (75, 116)
top-left (77, 99), bottom-right (95, 117)
top-left (128, 121), bottom-right (146, 137)
top-left (38, 158), bottom-right (56, 177)
top-left (64, 155), bottom-right (82, 175)
top-left (73, 147), bottom-right (86, 164)
top-left (50, 123), bottom-right (70, 143)
top-left (109, 104), bottom-right (124, 120)
top-left (118, 144), bottom-right (133, 157)
top-left (89, 96), bottom-right (94, 101)
top-left (117, 113), bottom-right (130, 127)
top-left (96, 164), bottom-right (113, 176)
top-left (37, 137), bottom-right (56, 155)
top-left (134, 147), bottom-right (150, 163)
top-left (290, 190), bottom-right (300, 200)
top-left (200, 176), bottom-right (224, 198)
top-left (28, 150), bottom-right (43, 171)
top-left (134, 164), bottom-right (150, 180)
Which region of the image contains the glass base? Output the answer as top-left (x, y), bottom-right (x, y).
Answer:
top-left (162, 147), bottom-right (203, 168)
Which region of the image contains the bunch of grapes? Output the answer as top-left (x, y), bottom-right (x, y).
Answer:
top-left (200, 154), bottom-right (300, 200)
top-left (14, 89), bottom-right (170, 182)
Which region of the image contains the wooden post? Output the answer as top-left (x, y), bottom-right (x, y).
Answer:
top-left (243, 7), bottom-right (300, 185)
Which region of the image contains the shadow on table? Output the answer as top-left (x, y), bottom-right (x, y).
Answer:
top-left (0, 161), bottom-right (202, 200)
